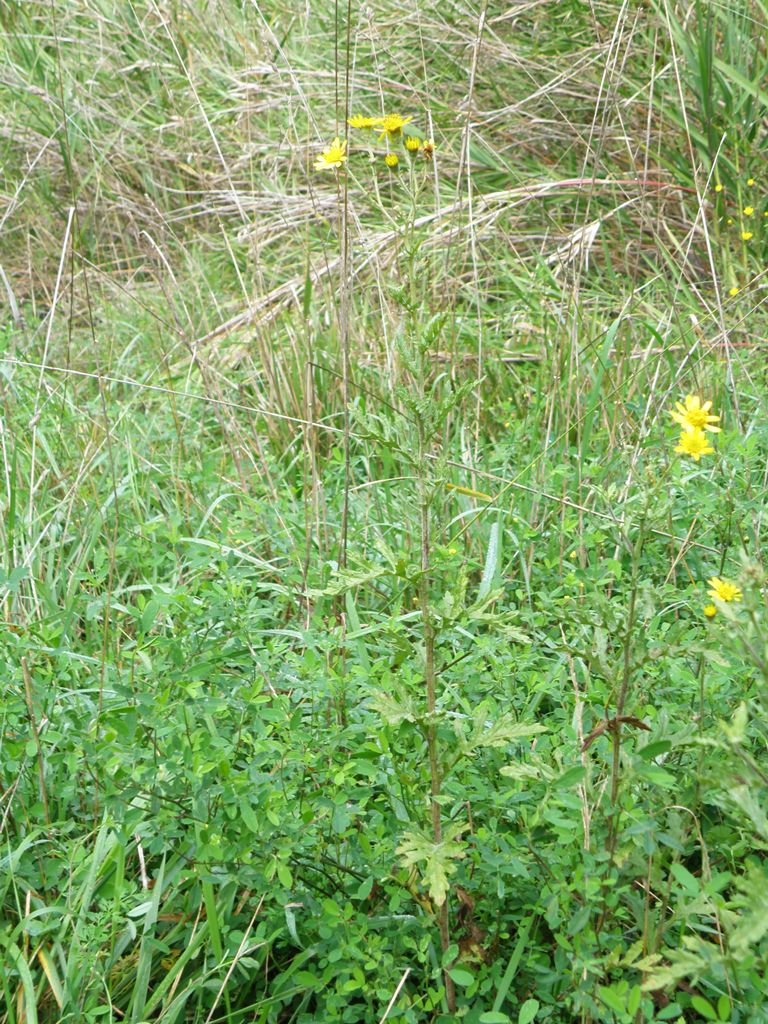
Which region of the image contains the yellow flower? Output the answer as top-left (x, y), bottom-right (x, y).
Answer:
top-left (422, 139), bottom-right (435, 158)
top-left (744, 206), bottom-right (754, 216)
top-left (405, 136), bottom-right (421, 152)
top-left (314, 137), bottom-right (347, 171)
top-left (374, 114), bottom-right (413, 138)
top-left (348, 115), bottom-right (380, 129)
top-left (727, 218), bottom-right (733, 225)
top-left (674, 428), bottom-right (715, 462)
top-left (747, 177), bottom-right (755, 186)
top-left (742, 230), bottom-right (753, 240)
top-left (707, 577), bottom-right (742, 603)
top-left (704, 604), bottom-right (717, 618)
top-left (385, 153), bottom-right (399, 168)
top-left (670, 394), bottom-right (721, 433)
top-left (715, 183), bottom-right (723, 192)
top-left (728, 286), bottom-right (740, 296)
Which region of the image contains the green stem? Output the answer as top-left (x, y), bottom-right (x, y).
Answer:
top-left (418, 432), bottom-right (455, 1013)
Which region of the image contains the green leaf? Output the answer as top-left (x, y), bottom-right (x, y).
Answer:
top-left (240, 799), bottom-right (260, 834)
top-left (638, 763), bottom-right (676, 788)
top-left (518, 998), bottom-right (539, 1024)
top-left (448, 967), bottom-right (475, 987)
top-left (717, 995), bottom-right (731, 1021)
top-left (637, 739), bottom-right (672, 760)
top-left (598, 986), bottom-right (626, 1013)
top-left (479, 1014), bottom-right (510, 1023)
top-left (441, 943), bottom-right (459, 967)
top-left (670, 862), bottom-right (699, 896)
top-left (627, 985), bottom-right (641, 1016)
top-left (554, 765), bottom-right (586, 788)
top-left (656, 1004), bottom-right (683, 1021)
top-left (355, 877), bottom-right (374, 901)
top-left (478, 520), bottom-right (501, 602)
top-left (690, 995), bottom-right (717, 1021)
top-left (492, 915), bottom-right (533, 1012)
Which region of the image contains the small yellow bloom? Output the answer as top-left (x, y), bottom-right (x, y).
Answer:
top-left (314, 137), bottom-right (347, 171)
top-left (374, 114), bottom-right (413, 139)
top-left (744, 206), bottom-right (754, 216)
top-left (742, 230), bottom-right (753, 240)
top-left (727, 218), bottom-right (733, 225)
top-left (674, 428), bottom-right (715, 462)
top-left (385, 153), bottom-right (399, 168)
top-left (715, 183), bottom-right (723, 193)
top-left (728, 286), bottom-right (740, 296)
top-left (422, 139), bottom-right (435, 158)
top-left (348, 115), bottom-right (379, 129)
top-left (448, 547), bottom-right (457, 555)
top-left (747, 177), bottom-right (755, 186)
top-left (707, 577), bottom-right (742, 603)
top-left (704, 604), bottom-right (717, 618)
top-left (670, 394), bottom-right (721, 433)
top-left (405, 136), bottom-right (421, 152)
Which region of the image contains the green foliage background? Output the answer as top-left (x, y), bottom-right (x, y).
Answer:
top-left (1, 1), bottom-right (767, 1022)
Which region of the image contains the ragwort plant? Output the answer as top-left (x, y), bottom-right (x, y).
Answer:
top-left (312, 113), bottom-right (545, 1015)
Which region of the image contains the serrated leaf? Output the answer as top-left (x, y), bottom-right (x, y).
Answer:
top-left (641, 946), bottom-right (708, 991)
top-left (307, 560), bottom-right (391, 598)
top-left (463, 713), bottom-right (547, 756)
top-left (396, 824), bottom-right (467, 906)
top-left (370, 688), bottom-right (420, 726)
top-left (730, 863), bottom-right (768, 952)
top-left (500, 761), bottom-right (552, 782)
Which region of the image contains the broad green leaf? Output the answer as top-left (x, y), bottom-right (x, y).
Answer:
top-left (554, 765), bottom-right (586, 788)
top-left (690, 995), bottom-right (717, 1021)
top-left (449, 967), bottom-right (475, 987)
top-left (518, 998), bottom-right (539, 1024)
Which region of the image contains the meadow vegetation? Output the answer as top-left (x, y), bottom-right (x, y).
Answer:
top-left (1, 1), bottom-right (768, 1021)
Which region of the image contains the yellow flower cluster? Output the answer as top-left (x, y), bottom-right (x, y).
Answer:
top-left (347, 112), bottom-right (434, 170)
top-left (670, 394), bottom-right (721, 463)
top-left (713, 179), bottom-right (763, 249)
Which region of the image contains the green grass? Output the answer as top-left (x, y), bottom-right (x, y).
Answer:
top-left (1, 0), bottom-right (768, 1022)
